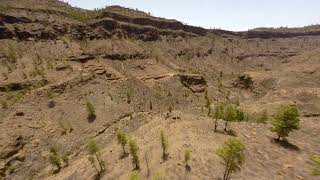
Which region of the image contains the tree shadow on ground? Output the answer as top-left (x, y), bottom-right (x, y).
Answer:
top-left (87, 115), bottom-right (96, 123)
top-left (185, 164), bottom-right (191, 172)
top-left (214, 129), bottom-right (237, 136)
top-left (271, 138), bottom-right (301, 152)
top-left (120, 152), bottom-right (129, 159)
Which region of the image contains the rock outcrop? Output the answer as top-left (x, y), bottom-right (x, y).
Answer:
top-left (179, 74), bottom-right (207, 93)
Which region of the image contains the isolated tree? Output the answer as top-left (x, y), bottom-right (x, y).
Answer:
top-left (213, 103), bottom-right (225, 131)
top-left (87, 138), bottom-right (105, 174)
top-left (117, 129), bottom-right (128, 156)
top-left (216, 137), bottom-right (245, 180)
top-left (86, 101), bottom-right (96, 120)
top-left (184, 148), bottom-right (191, 168)
top-left (129, 170), bottom-right (140, 180)
top-left (223, 104), bottom-right (238, 132)
top-left (271, 105), bottom-right (300, 141)
top-left (160, 130), bottom-right (169, 160)
top-left (49, 147), bottom-right (61, 173)
top-left (205, 90), bottom-right (212, 116)
top-left (129, 139), bottom-right (140, 170)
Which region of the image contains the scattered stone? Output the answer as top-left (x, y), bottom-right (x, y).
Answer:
top-left (95, 68), bottom-right (106, 75)
top-left (296, 175), bottom-right (305, 180)
top-left (55, 64), bottom-right (71, 71)
top-left (15, 111), bottom-right (24, 116)
top-left (48, 100), bottom-right (55, 108)
top-left (13, 150), bottom-right (26, 162)
top-left (69, 54), bottom-right (95, 63)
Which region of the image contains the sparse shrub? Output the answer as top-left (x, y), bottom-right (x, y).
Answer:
top-left (216, 137), bottom-right (245, 180)
top-left (153, 173), bottom-right (165, 180)
top-left (160, 130), bottom-right (169, 160)
top-left (129, 170), bottom-right (140, 180)
top-left (35, 53), bottom-right (43, 65)
top-left (7, 43), bottom-right (18, 63)
top-left (58, 120), bottom-right (73, 135)
top-left (87, 139), bottom-right (105, 173)
top-left (61, 153), bottom-right (69, 166)
top-left (49, 147), bottom-right (61, 173)
top-left (271, 105), bottom-right (300, 141)
top-left (184, 148), bottom-right (190, 168)
top-left (129, 139), bottom-right (140, 170)
top-left (30, 63), bottom-right (45, 78)
top-left (86, 101), bottom-right (96, 120)
top-left (311, 155), bottom-right (320, 175)
top-left (223, 104), bottom-right (238, 132)
top-left (257, 110), bottom-right (268, 123)
top-left (235, 109), bottom-right (244, 122)
top-left (8, 165), bottom-right (15, 174)
top-left (213, 103), bottom-right (224, 132)
top-left (5, 90), bottom-right (26, 104)
top-left (46, 90), bottom-right (55, 108)
top-left (117, 129), bottom-right (128, 156)
top-left (126, 88), bottom-right (134, 104)
top-left (0, 100), bottom-right (8, 109)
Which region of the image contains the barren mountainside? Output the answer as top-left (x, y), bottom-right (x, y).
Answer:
top-left (0, 0), bottom-right (319, 180)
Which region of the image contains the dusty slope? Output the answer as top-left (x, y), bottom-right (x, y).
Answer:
top-left (0, 0), bottom-right (320, 180)
top-left (48, 112), bottom-right (320, 180)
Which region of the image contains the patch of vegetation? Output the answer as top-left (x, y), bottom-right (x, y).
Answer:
top-left (49, 147), bottom-right (61, 173)
top-left (129, 170), bottom-right (140, 180)
top-left (216, 137), bottom-right (245, 180)
top-left (257, 109), bottom-right (268, 124)
top-left (117, 129), bottom-right (128, 156)
top-left (0, 100), bottom-right (8, 109)
top-left (87, 139), bottom-right (105, 174)
top-left (271, 105), bottom-right (300, 141)
top-left (311, 155), bottom-right (320, 175)
top-left (0, 4), bottom-right (9, 12)
top-left (58, 120), bottom-right (73, 135)
top-left (184, 148), bottom-right (191, 168)
top-left (1, 43), bottom-right (21, 71)
top-left (86, 101), bottom-right (96, 120)
top-left (160, 130), bottom-right (169, 160)
top-left (30, 64), bottom-right (45, 78)
top-left (8, 165), bottom-right (15, 174)
top-left (129, 138), bottom-right (140, 170)
top-left (152, 173), bottom-right (165, 180)
top-left (5, 90), bottom-right (26, 104)
top-left (126, 87), bottom-right (134, 104)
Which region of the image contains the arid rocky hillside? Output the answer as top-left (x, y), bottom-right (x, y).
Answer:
top-left (0, 0), bottom-right (319, 180)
